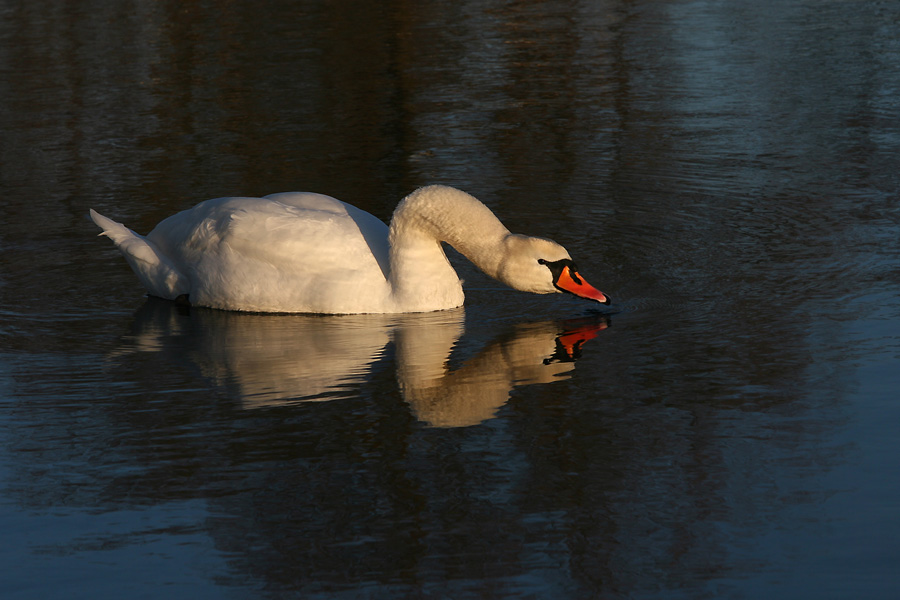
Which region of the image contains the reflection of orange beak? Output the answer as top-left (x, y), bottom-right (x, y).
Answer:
top-left (545, 317), bottom-right (611, 363)
top-left (557, 321), bottom-right (609, 359)
top-left (555, 265), bottom-right (610, 305)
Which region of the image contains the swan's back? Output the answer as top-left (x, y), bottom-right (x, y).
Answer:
top-left (146, 193), bottom-right (392, 313)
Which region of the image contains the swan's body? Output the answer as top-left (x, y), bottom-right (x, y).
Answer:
top-left (90, 185), bottom-right (609, 314)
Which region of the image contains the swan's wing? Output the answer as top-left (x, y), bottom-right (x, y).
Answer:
top-left (264, 192), bottom-right (390, 279)
top-left (225, 196), bottom-right (388, 276)
top-left (145, 196), bottom-right (391, 312)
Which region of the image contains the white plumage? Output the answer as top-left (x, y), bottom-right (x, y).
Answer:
top-left (90, 185), bottom-right (608, 314)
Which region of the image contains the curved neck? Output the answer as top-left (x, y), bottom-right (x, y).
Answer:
top-left (387, 186), bottom-right (510, 311)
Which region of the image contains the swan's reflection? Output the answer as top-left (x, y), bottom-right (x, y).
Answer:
top-left (124, 299), bottom-right (609, 427)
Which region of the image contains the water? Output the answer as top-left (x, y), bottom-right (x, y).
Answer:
top-left (2, 0), bottom-right (899, 597)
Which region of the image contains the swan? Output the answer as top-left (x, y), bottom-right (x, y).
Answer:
top-left (89, 185), bottom-right (610, 314)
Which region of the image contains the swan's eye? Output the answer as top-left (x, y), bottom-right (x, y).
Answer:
top-left (538, 258), bottom-right (580, 283)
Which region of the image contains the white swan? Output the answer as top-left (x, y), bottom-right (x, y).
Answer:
top-left (89, 185), bottom-right (609, 314)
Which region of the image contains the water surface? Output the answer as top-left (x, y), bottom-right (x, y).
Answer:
top-left (2, 0), bottom-right (899, 598)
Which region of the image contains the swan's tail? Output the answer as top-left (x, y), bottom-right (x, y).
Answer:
top-left (89, 209), bottom-right (190, 300)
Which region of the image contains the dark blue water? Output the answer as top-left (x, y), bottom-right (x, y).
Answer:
top-left (2, 0), bottom-right (899, 598)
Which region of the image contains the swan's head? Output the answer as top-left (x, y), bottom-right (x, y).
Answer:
top-left (498, 235), bottom-right (610, 305)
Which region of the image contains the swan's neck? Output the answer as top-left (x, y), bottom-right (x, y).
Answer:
top-left (387, 186), bottom-right (510, 311)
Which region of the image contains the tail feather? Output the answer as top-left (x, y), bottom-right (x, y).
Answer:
top-left (89, 209), bottom-right (190, 300)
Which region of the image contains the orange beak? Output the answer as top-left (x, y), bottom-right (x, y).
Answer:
top-left (555, 265), bottom-right (610, 305)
